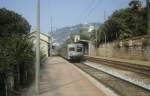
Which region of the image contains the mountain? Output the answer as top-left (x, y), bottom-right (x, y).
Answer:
top-left (52, 23), bottom-right (101, 44)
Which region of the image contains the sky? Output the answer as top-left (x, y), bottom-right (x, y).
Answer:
top-left (0, 0), bottom-right (142, 33)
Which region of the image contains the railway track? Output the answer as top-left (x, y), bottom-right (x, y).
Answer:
top-left (85, 56), bottom-right (150, 76)
top-left (74, 63), bottom-right (150, 96)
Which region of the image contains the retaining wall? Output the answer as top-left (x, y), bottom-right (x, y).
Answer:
top-left (89, 35), bottom-right (150, 61)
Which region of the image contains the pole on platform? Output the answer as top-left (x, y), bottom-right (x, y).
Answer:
top-left (50, 17), bottom-right (53, 56)
top-left (104, 10), bottom-right (107, 57)
top-left (35, 0), bottom-right (40, 95)
top-left (147, 0), bottom-right (150, 35)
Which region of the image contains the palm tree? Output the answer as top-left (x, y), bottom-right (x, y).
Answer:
top-left (0, 34), bottom-right (35, 89)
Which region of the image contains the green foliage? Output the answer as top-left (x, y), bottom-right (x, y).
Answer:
top-left (91, 0), bottom-right (147, 47)
top-left (79, 30), bottom-right (90, 40)
top-left (0, 8), bottom-right (31, 37)
top-left (0, 8), bottom-right (31, 73)
top-left (0, 8), bottom-right (39, 93)
top-left (59, 29), bottom-right (91, 52)
top-left (0, 34), bottom-right (36, 87)
top-left (129, 0), bottom-right (142, 10)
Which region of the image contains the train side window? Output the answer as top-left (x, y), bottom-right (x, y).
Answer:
top-left (77, 47), bottom-right (82, 52)
top-left (69, 47), bottom-right (75, 51)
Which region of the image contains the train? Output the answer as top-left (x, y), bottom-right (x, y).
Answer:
top-left (59, 43), bottom-right (84, 61)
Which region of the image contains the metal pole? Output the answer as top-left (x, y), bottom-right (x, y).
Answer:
top-left (104, 33), bottom-right (107, 57)
top-left (147, 0), bottom-right (150, 35)
top-left (50, 17), bottom-right (53, 56)
top-left (95, 28), bottom-right (98, 56)
top-left (35, 0), bottom-right (40, 95)
top-left (104, 10), bottom-right (107, 57)
top-left (95, 28), bottom-right (97, 48)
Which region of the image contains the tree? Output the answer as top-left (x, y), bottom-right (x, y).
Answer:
top-left (79, 30), bottom-right (90, 40)
top-left (129, 0), bottom-right (142, 11)
top-left (90, 1), bottom-right (147, 47)
top-left (108, 7), bottom-right (146, 38)
top-left (0, 8), bottom-right (31, 37)
top-left (0, 8), bottom-right (35, 95)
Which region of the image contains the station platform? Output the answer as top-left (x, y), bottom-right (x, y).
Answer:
top-left (40, 57), bottom-right (106, 96)
top-left (22, 57), bottom-right (106, 96)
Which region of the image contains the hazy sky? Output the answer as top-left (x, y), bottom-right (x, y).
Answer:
top-left (0, 0), bottom-right (143, 33)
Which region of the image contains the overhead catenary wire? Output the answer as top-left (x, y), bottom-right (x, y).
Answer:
top-left (82, 0), bottom-right (103, 23)
top-left (78, 0), bottom-right (103, 40)
top-left (78, 0), bottom-right (97, 22)
top-left (53, 0), bottom-right (103, 44)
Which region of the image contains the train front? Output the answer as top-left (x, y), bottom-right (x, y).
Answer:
top-left (67, 43), bottom-right (84, 61)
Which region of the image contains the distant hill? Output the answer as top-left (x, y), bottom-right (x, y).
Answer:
top-left (52, 23), bottom-right (101, 44)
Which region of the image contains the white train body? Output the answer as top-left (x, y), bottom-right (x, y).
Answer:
top-left (67, 43), bottom-right (84, 60)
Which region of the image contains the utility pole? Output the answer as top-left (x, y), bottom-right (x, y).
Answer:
top-left (35, 0), bottom-right (40, 95)
top-left (104, 10), bottom-right (107, 57)
top-left (95, 25), bottom-right (98, 48)
top-left (50, 17), bottom-right (53, 56)
top-left (79, 23), bottom-right (82, 36)
top-left (146, 0), bottom-right (150, 35)
top-left (104, 11), bottom-right (107, 45)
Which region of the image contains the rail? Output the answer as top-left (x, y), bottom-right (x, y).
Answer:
top-left (74, 63), bottom-right (150, 96)
top-left (84, 56), bottom-right (150, 76)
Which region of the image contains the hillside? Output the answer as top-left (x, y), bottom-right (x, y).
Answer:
top-left (52, 23), bottom-right (101, 44)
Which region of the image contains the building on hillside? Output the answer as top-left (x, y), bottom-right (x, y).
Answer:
top-left (88, 26), bottom-right (95, 32)
top-left (80, 25), bottom-right (96, 33)
top-left (30, 31), bottom-right (51, 57)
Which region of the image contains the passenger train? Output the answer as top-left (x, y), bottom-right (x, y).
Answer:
top-left (67, 43), bottom-right (84, 60)
top-left (59, 43), bottom-right (84, 61)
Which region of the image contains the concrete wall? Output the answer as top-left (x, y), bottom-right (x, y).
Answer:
top-left (89, 35), bottom-right (150, 61)
top-left (89, 41), bottom-right (96, 56)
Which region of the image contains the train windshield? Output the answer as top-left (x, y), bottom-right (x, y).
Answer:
top-left (77, 47), bottom-right (82, 52)
top-left (69, 47), bottom-right (75, 51)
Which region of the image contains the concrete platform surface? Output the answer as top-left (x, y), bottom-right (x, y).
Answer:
top-left (38, 57), bottom-right (105, 96)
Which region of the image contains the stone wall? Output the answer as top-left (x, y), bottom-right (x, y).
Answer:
top-left (90, 35), bottom-right (150, 61)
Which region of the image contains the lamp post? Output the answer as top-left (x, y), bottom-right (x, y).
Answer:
top-left (35, 0), bottom-right (40, 95)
